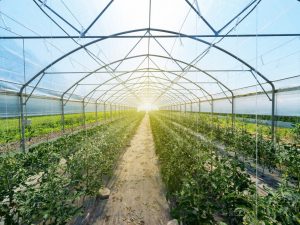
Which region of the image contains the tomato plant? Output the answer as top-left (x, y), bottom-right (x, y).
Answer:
top-left (150, 112), bottom-right (300, 225)
top-left (0, 112), bottom-right (143, 224)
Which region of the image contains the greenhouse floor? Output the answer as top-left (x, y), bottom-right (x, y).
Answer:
top-left (92, 114), bottom-right (170, 225)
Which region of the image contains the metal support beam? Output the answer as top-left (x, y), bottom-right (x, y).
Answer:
top-left (16, 28), bottom-right (277, 141)
top-left (61, 98), bottom-right (65, 132)
top-left (82, 100), bottom-right (86, 128)
top-left (198, 100), bottom-right (201, 133)
top-left (271, 92), bottom-right (276, 143)
top-left (2, 33), bottom-right (300, 39)
top-left (211, 99), bottom-right (214, 118)
top-left (184, 0), bottom-right (217, 35)
top-left (110, 103), bottom-right (112, 120)
top-left (199, 100), bottom-right (201, 113)
top-left (34, 0), bottom-right (81, 34)
top-left (81, 0), bottom-right (114, 37)
top-left (19, 95), bottom-right (26, 152)
top-left (250, 71), bottom-right (276, 142)
top-left (232, 96), bottom-right (235, 130)
top-left (95, 102), bottom-right (98, 124)
top-left (104, 102), bottom-right (106, 121)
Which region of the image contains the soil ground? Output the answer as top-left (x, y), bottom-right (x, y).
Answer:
top-left (91, 114), bottom-right (170, 225)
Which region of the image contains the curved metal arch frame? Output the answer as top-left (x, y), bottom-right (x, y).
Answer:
top-left (101, 87), bottom-right (189, 106)
top-left (86, 79), bottom-right (197, 117)
top-left (99, 86), bottom-right (185, 108)
top-left (115, 94), bottom-right (178, 107)
top-left (105, 79), bottom-right (193, 106)
top-left (97, 80), bottom-right (195, 106)
top-left (19, 28), bottom-right (277, 151)
top-left (64, 53), bottom-right (233, 127)
top-left (95, 76), bottom-right (198, 104)
top-left (61, 54), bottom-right (227, 104)
top-left (108, 85), bottom-right (188, 106)
top-left (19, 28), bottom-right (275, 99)
top-left (82, 67), bottom-right (214, 105)
top-left (19, 28), bottom-right (274, 98)
top-left (109, 83), bottom-right (202, 105)
top-left (99, 84), bottom-right (190, 104)
top-left (113, 89), bottom-right (182, 107)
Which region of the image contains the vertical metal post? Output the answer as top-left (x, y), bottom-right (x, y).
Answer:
top-left (198, 100), bottom-right (201, 133)
top-left (211, 99), bottom-right (214, 125)
top-left (113, 104), bottom-right (115, 118)
top-left (184, 103), bottom-right (186, 114)
top-left (104, 102), bottom-right (106, 121)
top-left (231, 96), bottom-right (235, 130)
top-left (61, 97), bottom-right (65, 132)
top-left (110, 103), bottom-right (112, 120)
top-left (95, 102), bottom-right (98, 124)
top-left (20, 39), bottom-right (26, 152)
top-left (20, 95), bottom-right (26, 152)
top-left (82, 100), bottom-right (86, 128)
top-left (211, 99), bottom-right (214, 116)
top-left (199, 100), bottom-right (201, 113)
top-left (271, 91), bottom-right (275, 143)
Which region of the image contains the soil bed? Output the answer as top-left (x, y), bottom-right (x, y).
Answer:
top-left (87, 114), bottom-right (170, 225)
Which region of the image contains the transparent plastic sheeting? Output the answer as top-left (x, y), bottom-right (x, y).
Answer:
top-left (0, 93), bottom-right (106, 118)
top-left (167, 89), bottom-right (300, 117)
top-left (1, 88), bottom-right (299, 118)
top-left (1, 0), bottom-right (300, 107)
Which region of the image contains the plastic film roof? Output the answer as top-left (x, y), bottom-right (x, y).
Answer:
top-left (0, 0), bottom-right (300, 107)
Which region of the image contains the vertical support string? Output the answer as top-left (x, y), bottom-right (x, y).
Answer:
top-left (255, 4), bottom-right (259, 220)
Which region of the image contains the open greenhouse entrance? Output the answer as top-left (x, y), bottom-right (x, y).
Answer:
top-left (89, 114), bottom-right (170, 225)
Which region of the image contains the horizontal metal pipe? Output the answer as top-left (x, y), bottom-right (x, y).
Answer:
top-left (1, 33), bottom-right (300, 39)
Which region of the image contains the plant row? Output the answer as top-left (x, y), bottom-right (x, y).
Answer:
top-left (0, 110), bottom-right (133, 145)
top-left (189, 112), bottom-right (300, 124)
top-left (160, 111), bottom-right (300, 188)
top-left (0, 112), bottom-right (143, 224)
top-left (150, 113), bottom-right (300, 225)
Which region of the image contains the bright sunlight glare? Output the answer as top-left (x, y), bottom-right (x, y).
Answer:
top-left (137, 103), bottom-right (158, 112)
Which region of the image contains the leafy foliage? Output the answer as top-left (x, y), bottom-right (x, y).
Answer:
top-left (150, 112), bottom-right (300, 225)
top-left (160, 111), bottom-right (299, 186)
top-left (0, 112), bottom-right (143, 224)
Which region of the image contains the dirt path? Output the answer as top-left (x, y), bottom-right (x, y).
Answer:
top-left (92, 114), bottom-right (170, 225)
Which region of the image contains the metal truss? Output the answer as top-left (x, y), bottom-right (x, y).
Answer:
top-left (11, 0), bottom-right (290, 151)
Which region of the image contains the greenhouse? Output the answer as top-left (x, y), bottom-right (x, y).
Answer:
top-left (0, 0), bottom-right (300, 224)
